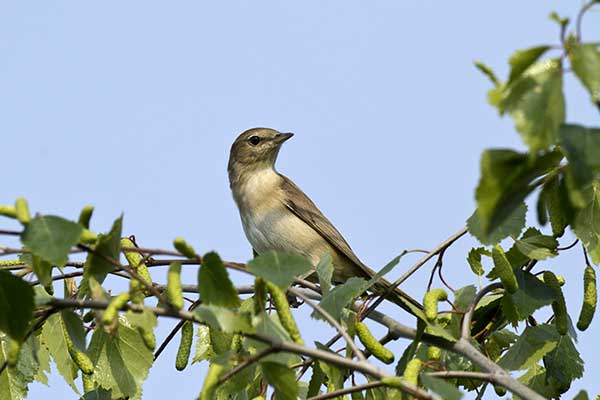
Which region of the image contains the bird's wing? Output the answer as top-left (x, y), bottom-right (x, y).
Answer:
top-left (280, 175), bottom-right (423, 312)
top-left (279, 175), bottom-right (370, 274)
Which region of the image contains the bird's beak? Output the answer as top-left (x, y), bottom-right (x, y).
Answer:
top-left (273, 132), bottom-right (294, 144)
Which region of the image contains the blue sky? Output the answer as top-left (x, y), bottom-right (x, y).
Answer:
top-left (1, 1), bottom-right (599, 399)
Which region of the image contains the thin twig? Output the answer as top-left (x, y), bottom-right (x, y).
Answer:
top-left (461, 283), bottom-right (503, 339)
top-left (216, 347), bottom-right (278, 385)
top-left (308, 381), bottom-right (385, 400)
top-left (288, 287), bottom-right (366, 362)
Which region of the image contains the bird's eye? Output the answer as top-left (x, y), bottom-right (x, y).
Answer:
top-left (248, 136), bottom-right (261, 146)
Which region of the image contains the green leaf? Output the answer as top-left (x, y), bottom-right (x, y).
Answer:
top-left (0, 271), bottom-right (34, 341)
top-left (516, 364), bottom-right (560, 400)
top-left (82, 216), bottom-right (122, 288)
top-left (247, 251), bottom-right (313, 290)
top-left (260, 361), bottom-right (299, 400)
top-left (515, 232), bottom-right (558, 260)
top-left (194, 305), bottom-right (254, 334)
top-left (474, 60), bottom-right (500, 86)
top-left (543, 334), bottom-right (584, 392)
top-left (448, 286), bottom-right (476, 338)
top-left (572, 186), bottom-right (600, 265)
top-left (473, 148), bottom-right (562, 236)
top-left (41, 313), bottom-right (79, 392)
top-left (198, 252), bottom-right (240, 308)
top-left (508, 59), bottom-right (565, 151)
top-left (420, 374), bottom-right (463, 400)
top-left (507, 46), bottom-right (551, 85)
top-left (307, 362), bottom-right (325, 397)
top-left (21, 215), bottom-right (83, 267)
top-left (80, 388), bottom-right (112, 400)
top-left (192, 325), bottom-right (212, 363)
top-left (573, 390), bottom-right (590, 400)
top-left (501, 269), bottom-right (557, 322)
top-left (467, 203), bottom-right (527, 245)
top-left (87, 315), bottom-right (153, 399)
top-left (315, 343), bottom-right (347, 394)
top-left (467, 247), bottom-right (490, 276)
top-left (570, 43), bottom-right (600, 102)
top-left (540, 174), bottom-right (574, 237)
top-left (486, 329), bottom-right (519, 361)
top-left (498, 324), bottom-right (559, 370)
top-left (559, 124), bottom-right (600, 206)
top-left (0, 333), bottom-right (39, 400)
top-left (313, 277), bottom-right (367, 321)
top-left (246, 312), bottom-right (299, 366)
top-left (316, 252), bottom-right (334, 295)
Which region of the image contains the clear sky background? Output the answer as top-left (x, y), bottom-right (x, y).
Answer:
top-left (1, 1), bottom-right (599, 399)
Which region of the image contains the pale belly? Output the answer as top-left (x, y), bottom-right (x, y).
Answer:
top-left (241, 206), bottom-right (331, 266)
top-left (240, 205), bottom-right (363, 282)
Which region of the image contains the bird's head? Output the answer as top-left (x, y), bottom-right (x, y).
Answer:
top-left (228, 127), bottom-right (293, 179)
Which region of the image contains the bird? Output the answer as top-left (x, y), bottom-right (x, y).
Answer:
top-left (227, 127), bottom-right (421, 312)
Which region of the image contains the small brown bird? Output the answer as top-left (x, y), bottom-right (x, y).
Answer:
top-left (228, 127), bottom-right (420, 311)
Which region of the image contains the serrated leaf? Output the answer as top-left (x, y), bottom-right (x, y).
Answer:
top-left (559, 124), bottom-right (600, 206)
top-left (543, 334), bottom-right (584, 391)
top-left (498, 324), bottom-right (559, 370)
top-left (260, 361), bottom-right (299, 400)
top-left (501, 269), bottom-right (557, 322)
top-left (194, 305), bottom-right (254, 334)
top-left (473, 148), bottom-right (562, 236)
top-left (0, 333), bottom-right (39, 400)
top-left (307, 362), bottom-right (325, 397)
top-left (198, 252), bottom-right (240, 308)
top-left (247, 251), bottom-right (313, 290)
top-left (467, 247), bottom-right (490, 276)
top-left (87, 315), bottom-right (153, 399)
top-left (540, 174), bottom-right (574, 237)
top-left (0, 271), bottom-right (34, 341)
top-left (516, 364), bottom-right (560, 400)
top-left (515, 233), bottom-right (558, 260)
top-left (570, 43), bottom-right (600, 102)
top-left (507, 46), bottom-right (551, 85)
top-left (82, 216), bottom-right (122, 288)
top-left (486, 329), bottom-right (519, 361)
top-left (21, 215), bottom-right (83, 267)
top-left (508, 59), bottom-right (565, 151)
top-left (468, 203), bottom-right (527, 245)
top-left (572, 186), bottom-right (600, 265)
top-left (316, 252), bottom-right (333, 295)
top-left (313, 277), bottom-right (367, 321)
top-left (246, 312), bottom-right (299, 365)
top-left (41, 313), bottom-right (79, 392)
top-left (421, 374), bottom-right (463, 400)
top-left (80, 388), bottom-right (112, 400)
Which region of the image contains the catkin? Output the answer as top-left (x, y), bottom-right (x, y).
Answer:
top-left (15, 198), bottom-right (30, 225)
top-left (173, 237), bottom-right (197, 258)
top-left (176, 321), bottom-right (194, 371)
top-left (543, 271), bottom-right (568, 335)
top-left (355, 321), bottom-right (394, 364)
top-left (0, 205), bottom-right (17, 218)
top-left (423, 289), bottom-right (448, 321)
top-left (403, 359), bottom-right (422, 386)
top-left (167, 261), bottom-right (184, 309)
top-left (577, 265), bottom-right (597, 331)
top-left (102, 292), bottom-right (130, 327)
top-left (265, 281), bottom-right (302, 344)
top-left (78, 205), bottom-right (94, 229)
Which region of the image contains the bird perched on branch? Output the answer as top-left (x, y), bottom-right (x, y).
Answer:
top-left (227, 127), bottom-right (421, 312)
